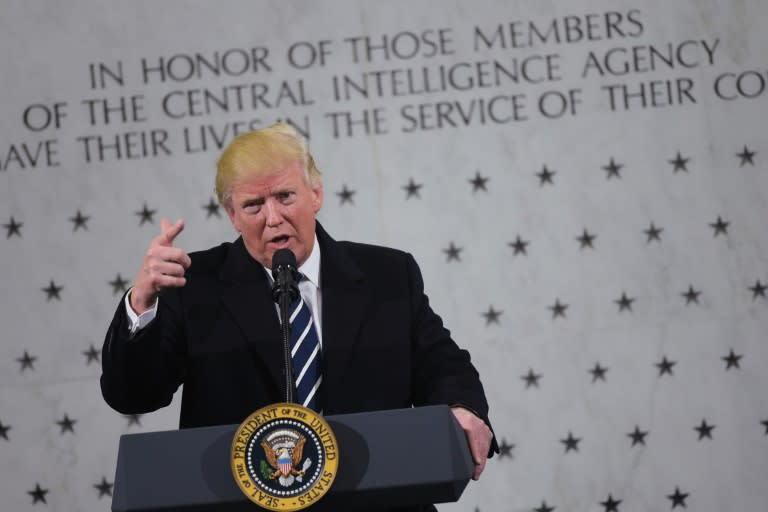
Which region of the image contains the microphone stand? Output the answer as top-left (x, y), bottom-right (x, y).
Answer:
top-left (278, 286), bottom-right (296, 404)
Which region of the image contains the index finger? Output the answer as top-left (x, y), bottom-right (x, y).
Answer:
top-left (159, 218), bottom-right (185, 245)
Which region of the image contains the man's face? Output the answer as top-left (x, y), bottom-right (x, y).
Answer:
top-left (225, 163), bottom-right (323, 268)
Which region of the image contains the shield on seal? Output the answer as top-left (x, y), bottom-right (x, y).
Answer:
top-left (277, 449), bottom-right (293, 477)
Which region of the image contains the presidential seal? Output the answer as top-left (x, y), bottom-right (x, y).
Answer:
top-left (231, 403), bottom-right (338, 511)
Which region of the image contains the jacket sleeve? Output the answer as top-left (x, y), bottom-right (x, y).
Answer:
top-left (405, 253), bottom-right (500, 456)
top-left (100, 290), bottom-right (186, 415)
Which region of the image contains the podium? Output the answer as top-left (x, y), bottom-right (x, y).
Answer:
top-left (111, 405), bottom-right (474, 511)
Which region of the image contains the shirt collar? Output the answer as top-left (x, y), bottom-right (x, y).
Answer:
top-left (299, 234), bottom-right (321, 288)
top-left (262, 234), bottom-right (321, 288)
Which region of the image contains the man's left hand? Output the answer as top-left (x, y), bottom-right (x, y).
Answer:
top-left (450, 406), bottom-right (493, 480)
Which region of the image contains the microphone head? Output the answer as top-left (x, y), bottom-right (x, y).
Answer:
top-left (271, 249), bottom-right (297, 278)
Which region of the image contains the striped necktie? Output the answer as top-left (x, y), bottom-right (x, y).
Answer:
top-left (289, 284), bottom-right (322, 412)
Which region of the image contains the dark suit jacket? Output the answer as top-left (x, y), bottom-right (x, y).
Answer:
top-left (101, 222), bottom-right (496, 446)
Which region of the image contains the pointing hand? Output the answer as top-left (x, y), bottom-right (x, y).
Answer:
top-left (129, 218), bottom-right (191, 314)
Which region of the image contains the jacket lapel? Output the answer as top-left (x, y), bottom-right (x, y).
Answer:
top-left (316, 223), bottom-right (371, 410)
top-left (218, 238), bottom-right (286, 395)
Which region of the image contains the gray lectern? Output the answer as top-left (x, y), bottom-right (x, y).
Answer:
top-left (111, 405), bottom-right (474, 511)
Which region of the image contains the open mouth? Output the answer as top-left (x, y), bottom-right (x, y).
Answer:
top-left (271, 235), bottom-right (290, 245)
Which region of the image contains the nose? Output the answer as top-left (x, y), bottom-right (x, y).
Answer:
top-left (264, 199), bottom-right (283, 228)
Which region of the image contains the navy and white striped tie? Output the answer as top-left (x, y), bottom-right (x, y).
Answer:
top-left (289, 289), bottom-right (322, 411)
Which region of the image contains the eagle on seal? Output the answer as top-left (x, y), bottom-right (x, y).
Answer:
top-left (262, 436), bottom-right (307, 481)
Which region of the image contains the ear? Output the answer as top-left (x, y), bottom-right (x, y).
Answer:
top-left (311, 183), bottom-right (323, 214)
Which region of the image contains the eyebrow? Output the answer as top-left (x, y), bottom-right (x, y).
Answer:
top-left (238, 186), bottom-right (294, 206)
top-left (239, 195), bottom-right (265, 207)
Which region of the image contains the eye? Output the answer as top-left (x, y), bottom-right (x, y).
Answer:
top-left (277, 191), bottom-right (296, 203)
top-left (243, 199), bottom-right (263, 213)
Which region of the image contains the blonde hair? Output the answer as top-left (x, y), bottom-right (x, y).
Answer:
top-left (215, 123), bottom-right (321, 206)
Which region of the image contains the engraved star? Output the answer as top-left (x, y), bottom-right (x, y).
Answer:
top-left (402, 178), bottom-right (422, 199)
top-left (442, 242), bottom-right (462, 262)
top-left (83, 344), bottom-right (101, 365)
top-left (709, 215), bottom-right (729, 237)
top-left (94, 476), bottom-right (114, 498)
top-left (109, 273), bottom-right (129, 296)
top-left (0, 420), bottom-right (10, 440)
top-left (522, 368), bottom-right (542, 389)
top-left (694, 419), bottom-right (715, 440)
top-left (482, 305), bottom-right (502, 325)
top-left (508, 235), bottom-right (529, 256)
top-left (534, 501), bottom-right (555, 512)
top-left (627, 425), bottom-right (648, 447)
top-left (722, 349), bottom-right (742, 370)
top-left (28, 483), bottom-right (49, 504)
top-left (135, 202), bottom-right (156, 226)
top-left (548, 299), bottom-right (568, 319)
top-left (536, 165), bottom-right (556, 186)
top-left (469, 171), bottom-right (489, 193)
top-left (576, 228), bottom-right (596, 249)
top-left (498, 438), bottom-right (514, 459)
top-left (614, 292), bottom-right (635, 312)
top-left (336, 184), bottom-right (355, 205)
top-left (69, 209), bottom-right (90, 231)
top-left (56, 413), bottom-right (76, 434)
top-left (589, 362), bottom-right (608, 383)
top-left (668, 151), bottom-right (690, 173)
top-left (600, 494), bottom-right (622, 512)
top-left (42, 279), bottom-right (63, 301)
top-left (560, 431), bottom-right (581, 453)
top-left (17, 350), bottom-right (37, 372)
top-left (125, 414), bottom-right (142, 427)
top-left (655, 356), bottom-right (676, 377)
top-left (736, 145), bottom-right (756, 167)
top-left (682, 285), bottom-right (701, 305)
top-left (602, 157), bottom-right (623, 179)
top-left (667, 487), bottom-right (689, 509)
top-left (749, 280), bottom-right (767, 300)
top-left (644, 222), bottom-right (663, 243)
top-left (202, 197), bottom-right (220, 218)
top-left (3, 215), bottom-right (23, 238)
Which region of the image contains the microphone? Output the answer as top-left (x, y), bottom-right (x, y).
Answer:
top-left (271, 249), bottom-right (300, 303)
top-left (271, 249), bottom-right (299, 403)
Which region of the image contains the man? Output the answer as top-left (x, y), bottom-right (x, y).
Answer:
top-left (101, 123), bottom-right (497, 491)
